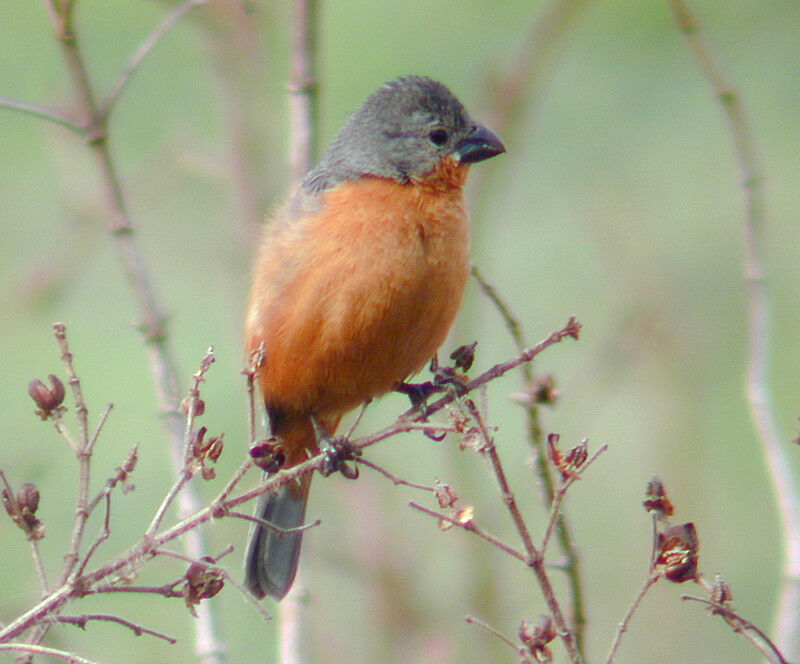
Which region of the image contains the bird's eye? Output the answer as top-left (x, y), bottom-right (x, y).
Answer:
top-left (428, 128), bottom-right (448, 146)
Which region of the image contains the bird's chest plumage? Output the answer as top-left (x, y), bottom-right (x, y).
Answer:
top-left (248, 170), bottom-right (471, 415)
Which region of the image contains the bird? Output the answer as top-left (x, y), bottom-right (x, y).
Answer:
top-left (244, 75), bottom-right (505, 600)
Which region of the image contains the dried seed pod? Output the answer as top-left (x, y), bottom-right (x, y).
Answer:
top-left (656, 522), bottom-right (699, 583)
top-left (28, 374), bottom-right (65, 414)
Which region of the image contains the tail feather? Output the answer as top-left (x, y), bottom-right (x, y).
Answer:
top-left (244, 474), bottom-right (311, 600)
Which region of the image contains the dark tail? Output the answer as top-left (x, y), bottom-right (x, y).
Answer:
top-left (244, 473), bottom-right (311, 600)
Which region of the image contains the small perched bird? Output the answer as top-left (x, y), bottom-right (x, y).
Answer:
top-left (244, 76), bottom-right (505, 600)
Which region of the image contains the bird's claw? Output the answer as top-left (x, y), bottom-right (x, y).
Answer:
top-left (319, 437), bottom-right (361, 479)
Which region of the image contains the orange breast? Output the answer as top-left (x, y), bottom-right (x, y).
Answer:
top-left (246, 165), bottom-right (471, 418)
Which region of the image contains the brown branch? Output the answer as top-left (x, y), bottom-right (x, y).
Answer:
top-left (465, 615), bottom-right (528, 660)
top-left (54, 614), bottom-right (177, 645)
top-left (0, 322), bottom-right (576, 645)
top-left (666, 1), bottom-right (800, 656)
top-left (409, 501), bottom-right (528, 563)
top-left (605, 573), bottom-right (660, 664)
top-left (52, 325), bottom-right (92, 589)
top-left (540, 444), bottom-right (607, 555)
top-left (682, 595), bottom-right (789, 664)
top-left (38, 3), bottom-right (225, 658)
top-left (472, 267), bottom-right (587, 649)
top-left (356, 458), bottom-right (435, 492)
top-left (0, 642), bottom-right (101, 664)
top-left (462, 399), bottom-right (583, 664)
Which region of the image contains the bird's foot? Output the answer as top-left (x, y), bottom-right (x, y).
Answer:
top-left (319, 436), bottom-right (361, 479)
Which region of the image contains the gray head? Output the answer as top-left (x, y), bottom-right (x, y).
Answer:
top-left (302, 76), bottom-right (504, 192)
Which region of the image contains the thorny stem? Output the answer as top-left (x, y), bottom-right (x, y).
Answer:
top-left (666, 1), bottom-right (800, 657)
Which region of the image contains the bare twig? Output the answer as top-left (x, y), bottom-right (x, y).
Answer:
top-left (103, 0), bottom-right (207, 115)
top-left (682, 595), bottom-right (789, 664)
top-left (38, 3), bottom-right (225, 658)
top-left (287, 0), bottom-right (318, 188)
top-left (0, 97), bottom-right (81, 133)
top-left (465, 615), bottom-right (527, 659)
top-left (226, 510), bottom-right (322, 535)
top-left (540, 444), bottom-right (607, 555)
top-left (0, 642), bottom-right (101, 664)
top-left (473, 267), bottom-right (586, 648)
top-left (409, 501), bottom-right (528, 563)
top-left (52, 325), bottom-right (92, 588)
top-left (666, 1), bottom-right (800, 656)
top-left (54, 614), bottom-right (177, 645)
top-left (0, 322), bottom-right (576, 645)
top-left (356, 458), bottom-right (435, 492)
top-left (463, 399), bottom-right (583, 664)
top-left (605, 573), bottom-right (660, 664)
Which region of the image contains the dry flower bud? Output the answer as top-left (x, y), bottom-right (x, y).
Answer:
top-left (183, 561), bottom-right (224, 616)
top-left (455, 504), bottom-right (475, 525)
top-left (710, 574), bottom-right (733, 606)
top-left (547, 434), bottom-right (588, 481)
top-left (449, 341), bottom-right (477, 372)
top-left (519, 615), bottom-right (556, 663)
top-left (28, 374), bottom-right (65, 415)
top-left (17, 483), bottom-right (39, 514)
top-left (250, 437), bottom-right (285, 472)
top-left (434, 480), bottom-right (458, 509)
top-left (656, 522), bottom-right (699, 583)
top-left (3, 483), bottom-right (45, 540)
top-left (533, 375), bottom-right (559, 405)
top-left (644, 475), bottom-right (674, 517)
top-left (180, 396), bottom-right (205, 417)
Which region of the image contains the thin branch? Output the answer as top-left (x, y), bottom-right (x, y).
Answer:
top-left (30, 540), bottom-right (50, 595)
top-left (86, 403), bottom-right (113, 456)
top-left (0, 97), bottom-right (82, 133)
top-left (463, 399), bottom-right (583, 664)
top-left (409, 501), bottom-right (528, 563)
top-left (86, 445), bottom-right (138, 514)
top-left (54, 614), bottom-right (177, 645)
top-left (682, 595), bottom-right (789, 664)
top-left (287, 0), bottom-right (318, 187)
top-left (0, 643), bottom-right (100, 664)
top-left (0, 323), bottom-right (576, 645)
top-left (356, 458), bottom-right (435, 492)
top-left (465, 615), bottom-right (527, 659)
top-left (41, 4), bottom-right (225, 657)
top-left (52, 324), bottom-right (92, 588)
top-left (473, 267), bottom-right (586, 647)
top-left (540, 444), bottom-right (607, 555)
top-left (605, 573), bottom-right (660, 664)
top-left (103, 0), bottom-right (207, 115)
top-left (225, 510), bottom-right (322, 535)
top-left (666, 1), bottom-right (800, 656)
top-left (75, 493), bottom-right (111, 578)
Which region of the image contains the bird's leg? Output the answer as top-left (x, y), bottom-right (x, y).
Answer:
top-left (310, 412), bottom-right (361, 479)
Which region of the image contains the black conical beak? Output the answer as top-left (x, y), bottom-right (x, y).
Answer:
top-left (456, 124), bottom-right (506, 164)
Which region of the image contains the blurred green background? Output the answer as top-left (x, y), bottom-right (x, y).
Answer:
top-left (1, 1), bottom-right (798, 662)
